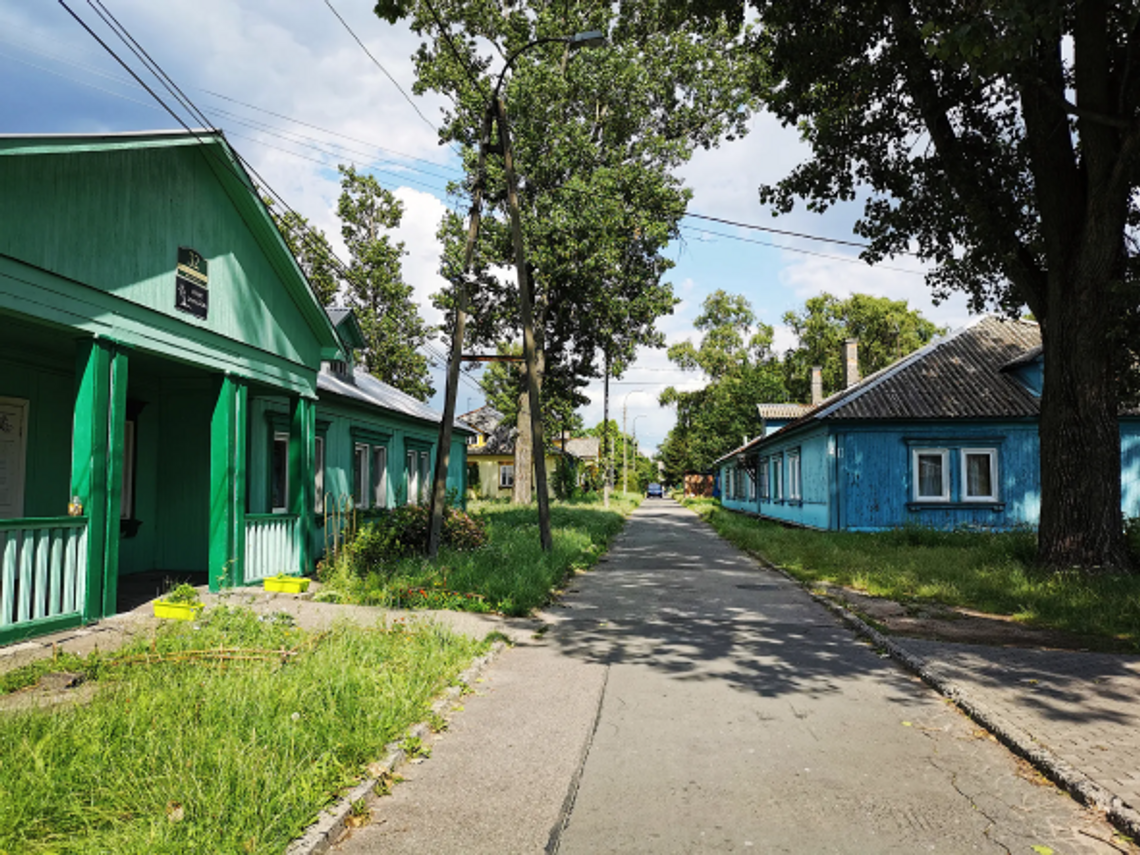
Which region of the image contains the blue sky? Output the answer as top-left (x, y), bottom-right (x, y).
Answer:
top-left (0, 1), bottom-right (974, 455)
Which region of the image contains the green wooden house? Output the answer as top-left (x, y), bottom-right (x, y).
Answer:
top-left (0, 130), bottom-right (469, 644)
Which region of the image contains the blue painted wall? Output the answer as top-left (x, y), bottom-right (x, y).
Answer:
top-left (1122, 419), bottom-right (1140, 519)
top-left (755, 427), bottom-right (831, 529)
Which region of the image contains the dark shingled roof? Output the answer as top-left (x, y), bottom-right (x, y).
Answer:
top-left (458, 405), bottom-right (505, 436)
top-left (817, 315), bottom-right (1041, 421)
top-left (734, 316), bottom-right (1042, 456)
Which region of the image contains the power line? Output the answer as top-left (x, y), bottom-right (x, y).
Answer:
top-left (682, 211), bottom-right (920, 257)
top-left (678, 225), bottom-right (928, 276)
top-left (322, 0), bottom-right (463, 160)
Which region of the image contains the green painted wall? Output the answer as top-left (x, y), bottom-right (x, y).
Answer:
top-left (156, 380), bottom-right (211, 572)
top-left (0, 145), bottom-right (324, 373)
top-left (0, 354), bottom-right (73, 517)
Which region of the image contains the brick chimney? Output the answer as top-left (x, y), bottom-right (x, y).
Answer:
top-left (844, 339), bottom-right (860, 388)
top-left (811, 366), bottom-right (823, 405)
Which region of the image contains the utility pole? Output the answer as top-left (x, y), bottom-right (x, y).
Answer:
top-left (622, 398), bottom-right (628, 495)
top-left (427, 107), bottom-right (493, 557)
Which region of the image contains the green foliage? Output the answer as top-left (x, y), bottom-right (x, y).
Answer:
top-left (321, 497), bottom-right (635, 616)
top-left (338, 165), bottom-right (435, 401)
top-left (0, 609), bottom-right (483, 853)
top-left (162, 582), bottom-right (201, 605)
top-left (688, 499), bottom-right (1140, 648)
top-left (782, 293), bottom-right (944, 401)
top-left (405, 0), bottom-right (761, 416)
top-left (340, 505), bottom-right (489, 572)
top-left (658, 289), bottom-right (788, 479)
top-left (265, 200), bottom-right (340, 307)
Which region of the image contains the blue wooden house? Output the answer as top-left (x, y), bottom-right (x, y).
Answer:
top-left (715, 316), bottom-right (1140, 531)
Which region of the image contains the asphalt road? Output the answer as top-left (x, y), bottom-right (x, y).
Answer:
top-left (337, 500), bottom-right (1133, 854)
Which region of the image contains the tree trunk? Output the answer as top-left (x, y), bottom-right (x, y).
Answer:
top-left (1037, 268), bottom-right (1131, 572)
top-left (513, 385), bottom-right (534, 504)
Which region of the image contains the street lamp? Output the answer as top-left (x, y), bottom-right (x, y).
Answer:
top-left (428, 28), bottom-right (607, 556)
top-left (621, 389), bottom-right (646, 495)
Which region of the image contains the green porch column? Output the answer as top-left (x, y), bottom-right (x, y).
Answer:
top-left (71, 338), bottom-right (128, 621)
top-left (288, 395), bottom-right (315, 576)
top-left (209, 375), bottom-right (248, 591)
top-left (72, 339), bottom-right (110, 621)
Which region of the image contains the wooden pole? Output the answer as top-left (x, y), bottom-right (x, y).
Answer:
top-left (427, 108), bottom-right (494, 557)
top-left (497, 96), bottom-right (552, 551)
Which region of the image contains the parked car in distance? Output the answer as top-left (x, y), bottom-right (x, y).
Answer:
top-left (646, 483), bottom-right (664, 498)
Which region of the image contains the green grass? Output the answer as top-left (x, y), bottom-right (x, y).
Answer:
top-left (0, 606), bottom-right (486, 854)
top-left (685, 498), bottom-right (1140, 648)
top-left (319, 495), bottom-right (638, 616)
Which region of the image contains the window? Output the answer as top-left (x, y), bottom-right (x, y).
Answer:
top-left (314, 436), bottom-right (325, 513)
top-left (372, 446), bottom-right (388, 509)
top-left (353, 443), bottom-right (370, 509)
top-left (788, 450), bottom-right (802, 501)
top-left (272, 432), bottom-right (289, 513)
top-left (747, 467), bottom-right (756, 501)
top-left (772, 454), bottom-right (783, 501)
top-left (500, 464), bottom-right (515, 488)
top-left (961, 448), bottom-right (999, 501)
top-left (759, 457), bottom-right (769, 500)
top-left (912, 448), bottom-right (950, 502)
top-left (406, 450), bottom-right (419, 505)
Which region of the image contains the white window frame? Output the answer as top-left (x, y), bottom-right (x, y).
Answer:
top-left (372, 445), bottom-right (388, 509)
top-left (353, 442), bottom-right (370, 510)
top-left (747, 467), bottom-right (756, 501)
top-left (912, 448), bottom-right (950, 502)
top-left (759, 457), bottom-right (769, 500)
top-left (272, 431), bottom-right (290, 513)
top-left (961, 447), bottom-right (999, 502)
top-left (788, 450), bottom-right (802, 501)
top-left (772, 454), bottom-right (783, 501)
top-left (499, 463), bottom-right (515, 489)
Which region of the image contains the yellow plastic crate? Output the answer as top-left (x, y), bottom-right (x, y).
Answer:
top-left (153, 600), bottom-right (204, 621)
top-left (263, 575), bottom-right (311, 594)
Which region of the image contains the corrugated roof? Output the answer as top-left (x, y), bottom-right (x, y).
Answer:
top-left (562, 437), bottom-right (600, 459)
top-left (458, 405), bottom-right (505, 435)
top-left (732, 316), bottom-right (1042, 456)
top-left (318, 367), bottom-right (473, 432)
top-left (757, 403), bottom-right (813, 419)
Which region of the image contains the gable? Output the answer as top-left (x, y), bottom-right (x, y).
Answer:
top-left (0, 132), bottom-right (342, 369)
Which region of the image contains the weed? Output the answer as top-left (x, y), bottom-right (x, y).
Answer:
top-left (402, 736), bottom-right (431, 759)
top-left (425, 711), bottom-right (448, 733)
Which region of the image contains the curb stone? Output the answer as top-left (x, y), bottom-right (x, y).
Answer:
top-left (286, 639), bottom-right (508, 855)
top-left (754, 555), bottom-right (1140, 842)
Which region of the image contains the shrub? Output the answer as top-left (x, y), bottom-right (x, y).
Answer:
top-left (344, 505), bottom-right (487, 574)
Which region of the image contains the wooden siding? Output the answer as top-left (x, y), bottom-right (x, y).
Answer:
top-left (1122, 421), bottom-right (1140, 518)
top-left (756, 427), bottom-right (831, 529)
top-left (838, 421), bottom-right (1040, 531)
top-left (244, 514), bottom-right (299, 582)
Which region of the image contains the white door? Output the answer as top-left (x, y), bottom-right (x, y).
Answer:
top-left (0, 398), bottom-right (28, 519)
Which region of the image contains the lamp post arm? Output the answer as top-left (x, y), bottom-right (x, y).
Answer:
top-left (492, 37), bottom-right (572, 101)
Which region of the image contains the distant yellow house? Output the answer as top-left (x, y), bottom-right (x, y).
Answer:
top-left (459, 406), bottom-right (565, 500)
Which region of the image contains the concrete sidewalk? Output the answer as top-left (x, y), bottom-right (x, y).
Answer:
top-left (336, 500), bottom-right (1136, 854)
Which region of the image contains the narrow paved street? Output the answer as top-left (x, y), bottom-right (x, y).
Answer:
top-left (337, 501), bottom-right (1132, 854)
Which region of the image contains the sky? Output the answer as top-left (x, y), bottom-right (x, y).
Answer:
top-left (0, 0), bottom-right (976, 455)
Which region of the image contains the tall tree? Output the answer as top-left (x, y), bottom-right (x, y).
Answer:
top-left (390, 0), bottom-right (760, 500)
top-left (658, 290), bottom-right (788, 475)
top-left (666, 0), bottom-right (1140, 571)
top-left (265, 202), bottom-right (339, 307)
top-left (782, 293), bottom-right (944, 400)
top-left (338, 165), bottom-right (435, 401)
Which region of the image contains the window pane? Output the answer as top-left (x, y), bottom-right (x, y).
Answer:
top-left (373, 447), bottom-right (387, 509)
top-left (918, 453), bottom-right (943, 497)
top-left (966, 453), bottom-right (993, 498)
top-left (272, 436), bottom-right (288, 511)
top-left (354, 445), bottom-right (369, 508)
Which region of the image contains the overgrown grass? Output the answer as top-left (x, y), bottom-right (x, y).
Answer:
top-left (685, 498), bottom-right (1140, 648)
top-left (319, 495), bottom-right (638, 616)
top-left (0, 606), bottom-right (486, 854)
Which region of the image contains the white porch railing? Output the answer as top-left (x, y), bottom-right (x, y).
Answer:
top-left (244, 514), bottom-right (299, 584)
top-left (0, 517), bottom-right (88, 629)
